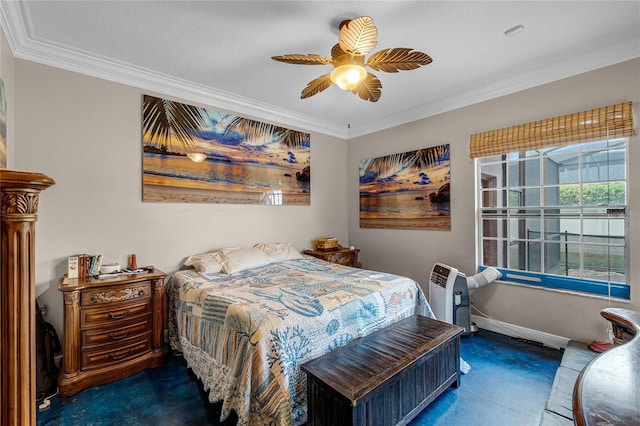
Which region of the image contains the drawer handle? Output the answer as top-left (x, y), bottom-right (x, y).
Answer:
top-left (138, 289), bottom-right (145, 297)
top-left (108, 348), bottom-right (131, 361)
top-left (108, 309), bottom-right (130, 320)
top-left (109, 329), bottom-right (130, 340)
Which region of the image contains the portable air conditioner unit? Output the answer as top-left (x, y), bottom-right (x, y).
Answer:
top-left (429, 263), bottom-right (472, 336)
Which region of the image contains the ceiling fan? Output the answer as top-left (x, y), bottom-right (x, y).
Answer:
top-left (272, 16), bottom-right (432, 103)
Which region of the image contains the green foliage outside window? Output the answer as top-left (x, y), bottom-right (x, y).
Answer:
top-left (559, 182), bottom-right (625, 206)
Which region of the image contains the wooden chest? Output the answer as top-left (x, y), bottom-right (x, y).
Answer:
top-left (301, 315), bottom-right (462, 426)
top-left (57, 270), bottom-right (167, 396)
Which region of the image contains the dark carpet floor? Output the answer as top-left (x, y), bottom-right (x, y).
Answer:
top-left (37, 329), bottom-right (562, 425)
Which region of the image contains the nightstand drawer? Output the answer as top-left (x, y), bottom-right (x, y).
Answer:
top-left (81, 337), bottom-right (151, 370)
top-left (304, 247), bottom-right (360, 267)
top-left (325, 252), bottom-right (357, 266)
top-left (81, 300), bottom-right (151, 328)
top-left (82, 282), bottom-right (151, 306)
top-left (81, 317), bottom-right (151, 348)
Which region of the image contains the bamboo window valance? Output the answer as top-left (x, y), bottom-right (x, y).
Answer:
top-left (469, 101), bottom-right (635, 158)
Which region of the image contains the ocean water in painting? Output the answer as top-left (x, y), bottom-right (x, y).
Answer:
top-left (360, 191), bottom-right (450, 219)
top-left (144, 153), bottom-right (310, 193)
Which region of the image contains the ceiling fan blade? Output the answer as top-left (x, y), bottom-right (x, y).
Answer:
top-left (339, 16), bottom-right (378, 56)
top-left (301, 74), bottom-right (333, 99)
top-left (351, 73), bottom-right (382, 102)
top-left (330, 43), bottom-right (346, 60)
top-left (366, 48), bottom-right (433, 73)
top-left (272, 54), bottom-right (333, 65)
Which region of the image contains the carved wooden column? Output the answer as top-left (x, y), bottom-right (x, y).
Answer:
top-left (151, 278), bottom-right (165, 353)
top-left (60, 290), bottom-right (80, 380)
top-left (1, 169), bottom-right (54, 426)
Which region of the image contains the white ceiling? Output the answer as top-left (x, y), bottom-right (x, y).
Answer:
top-left (1, 1), bottom-right (639, 139)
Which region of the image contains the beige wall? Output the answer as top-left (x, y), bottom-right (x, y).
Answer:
top-left (348, 58), bottom-right (640, 343)
top-left (1, 29), bottom-right (14, 167)
top-left (13, 60), bottom-right (349, 335)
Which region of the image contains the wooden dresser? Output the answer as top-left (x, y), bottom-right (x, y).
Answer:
top-left (57, 269), bottom-right (167, 396)
top-left (303, 247), bottom-right (360, 267)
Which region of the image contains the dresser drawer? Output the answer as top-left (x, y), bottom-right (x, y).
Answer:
top-left (81, 317), bottom-right (151, 349)
top-left (81, 337), bottom-right (151, 370)
top-left (82, 282), bottom-right (151, 306)
top-left (81, 300), bottom-right (151, 328)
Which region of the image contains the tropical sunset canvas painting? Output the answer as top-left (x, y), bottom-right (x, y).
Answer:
top-left (142, 95), bottom-right (310, 205)
top-left (359, 145), bottom-right (451, 230)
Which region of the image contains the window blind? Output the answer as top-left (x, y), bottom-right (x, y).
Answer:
top-left (469, 101), bottom-right (634, 158)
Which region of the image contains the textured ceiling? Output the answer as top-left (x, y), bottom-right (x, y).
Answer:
top-left (1, 1), bottom-right (639, 138)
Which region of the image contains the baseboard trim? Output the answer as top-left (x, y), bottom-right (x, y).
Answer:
top-left (471, 315), bottom-right (570, 350)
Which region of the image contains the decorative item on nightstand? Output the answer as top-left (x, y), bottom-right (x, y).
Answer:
top-left (57, 268), bottom-right (168, 396)
top-left (312, 237), bottom-right (339, 251)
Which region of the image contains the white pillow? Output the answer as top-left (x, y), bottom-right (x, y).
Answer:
top-left (214, 247), bottom-right (275, 274)
top-left (254, 242), bottom-right (303, 262)
top-left (183, 252), bottom-right (224, 274)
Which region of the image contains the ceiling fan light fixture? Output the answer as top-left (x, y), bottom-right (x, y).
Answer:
top-left (272, 16), bottom-right (432, 102)
top-left (330, 64), bottom-right (367, 91)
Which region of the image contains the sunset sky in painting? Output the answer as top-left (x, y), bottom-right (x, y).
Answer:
top-left (359, 147), bottom-right (450, 196)
top-left (142, 106), bottom-right (310, 169)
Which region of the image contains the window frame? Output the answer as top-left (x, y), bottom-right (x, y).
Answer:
top-left (476, 138), bottom-right (630, 299)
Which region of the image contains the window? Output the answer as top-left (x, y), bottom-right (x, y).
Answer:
top-left (470, 102), bottom-right (634, 299)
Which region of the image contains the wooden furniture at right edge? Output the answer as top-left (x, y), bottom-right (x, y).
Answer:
top-left (573, 307), bottom-right (640, 425)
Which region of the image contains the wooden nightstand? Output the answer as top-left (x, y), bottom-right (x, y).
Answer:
top-left (303, 247), bottom-right (360, 267)
top-left (57, 269), bottom-right (167, 396)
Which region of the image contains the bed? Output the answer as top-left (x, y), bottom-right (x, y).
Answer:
top-left (168, 243), bottom-right (433, 426)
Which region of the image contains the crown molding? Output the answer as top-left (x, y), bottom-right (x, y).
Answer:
top-left (0, 1), bottom-right (26, 52)
top-left (347, 35), bottom-right (640, 139)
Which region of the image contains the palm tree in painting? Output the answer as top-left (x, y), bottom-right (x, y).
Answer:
top-left (362, 145), bottom-right (449, 176)
top-left (222, 116), bottom-right (309, 148)
top-left (142, 95), bottom-right (207, 152)
top-left (143, 95), bottom-right (309, 151)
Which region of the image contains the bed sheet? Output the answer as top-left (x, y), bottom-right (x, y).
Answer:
top-left (168, 256), bottom-right (432, 426)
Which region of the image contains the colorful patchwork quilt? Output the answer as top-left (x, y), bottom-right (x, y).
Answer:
top-left (168, 256), bottom-right (432, 426)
